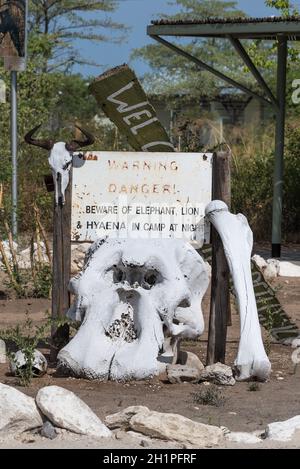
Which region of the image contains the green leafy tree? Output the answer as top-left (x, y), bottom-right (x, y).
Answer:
top-left (0, 1), bottom-right (127, 232)
top-left (247, 1), bottom-right (300, 116)
top-left (248, 1), bottom-right (299, 74)
top-left (28, 0), bottom-right (127, 72)
top-left (132, 0), bottom-right (248, 99)
top-left (231, 123), bottom-right (300, 241)
top-left (265, 0), bottom-right (298, 16)
top-left (133, 0), bottom-right (300, 106)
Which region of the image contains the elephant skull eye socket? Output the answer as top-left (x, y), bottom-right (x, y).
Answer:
top-left (107, 265), bottom-right (160, 288)
top-left (143, 270), bottom-right (158, 289)
top-left (113, 266), bottom-right (125, 283)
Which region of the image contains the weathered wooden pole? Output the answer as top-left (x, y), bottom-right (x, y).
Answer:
top-left (50, 172), bottom-right (72, 362)
top-left (206, 150), bottom-right (231, 365)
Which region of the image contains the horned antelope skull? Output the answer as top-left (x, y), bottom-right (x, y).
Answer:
top-left (24, 124), bottom-right (95, 205)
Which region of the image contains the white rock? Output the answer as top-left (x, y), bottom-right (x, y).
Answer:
top-left (70, 261), bottom-right (80, 275)
top-left (282, 335), bottom-right (300, 347)
top-left (36, 386), bottom-right (112, 438)
top-left (0, 241), bottom-right (18, 268)
top-left (18, 242), bottom-right (49, 269)
top-left (40, 421), bottom-right (57, 440)
top-left (264, 259), bottom-right (280, 279)
top-left (265, 415), bottom-right (300, 441)
top-left (72, 257), bottom-right (85, 267)
top-left (220, 425), bottom-right (230, 435)
top-left (199, 362), bottom-right (235, 386)
top-left (71, 245), bottom-right (89, 274)
top-left (1, 240), bottom-right (18, 257)
top-left (177, 351), bottom-right (205, 372)
top-left (291, 336), bottom-right (300, 348)
top-left (105, 406), bottom-right (150, 429)
top-left (167, 365), bottom-right (201, 384)
top-left (278, 261), bottom-right (300, 278)
top-left (0, 383), bottom-right (43, 435)
top-left (71, 243), bottom-right (90, 254)
top-left (130, 410), bottom-right (223, 447)
top-left (0, 340), bottom-right (6, 364)
top-left (16, 257), bottom-right (31, 270)
top-left (252, 254), bottom-right (267, 271)
top-left (10, 349), bottom-right (48, 377)
top-left (225, 432), bottom-right (262, 444)
top-left (126, 430), bottom-right (153, 443)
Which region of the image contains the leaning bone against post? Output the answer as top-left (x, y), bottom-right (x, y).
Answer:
top-left (205, 200), bottom-right (271, 382)
top-left (24, 124), bottom-right (94, 205)
top-left (57, 238), bottom-right (209, 381)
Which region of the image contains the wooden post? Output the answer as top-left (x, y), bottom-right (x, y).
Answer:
top-left (206, 150), bottom-right (231, 365)
top-left (50, 172), bottom-right (72, 362)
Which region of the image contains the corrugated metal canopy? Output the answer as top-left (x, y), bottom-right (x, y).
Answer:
top-left (148, 16), bottom-right (300, 40)
top-left (147, 15), bottom-right (299, 256)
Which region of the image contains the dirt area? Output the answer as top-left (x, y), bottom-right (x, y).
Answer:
top-left (0, 272), bottom-right (299, 449)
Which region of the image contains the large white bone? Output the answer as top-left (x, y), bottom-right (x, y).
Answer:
top-left (48, 142), bottom-right (72, 205)
top-left (58, 238), bottom-right (209, 381)
top-left (205, 200), bottom-right (271, 381)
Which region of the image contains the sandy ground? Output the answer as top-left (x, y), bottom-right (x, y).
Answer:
top-left (1, 430), bottom-right (300, 449)
top-left (0, 270), bottom-right (300, 449)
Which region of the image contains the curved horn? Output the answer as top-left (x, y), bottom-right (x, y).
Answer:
top-left (24, 125), bottom-right (54, 151)
top-left (65, 126), bottom-right (95, 152)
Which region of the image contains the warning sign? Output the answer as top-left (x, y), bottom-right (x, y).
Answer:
top-left (71, 151), bottom-right (213, 247)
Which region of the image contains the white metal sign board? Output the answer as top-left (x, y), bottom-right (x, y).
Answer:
top-left (71, 151), bottom-right (213, 247)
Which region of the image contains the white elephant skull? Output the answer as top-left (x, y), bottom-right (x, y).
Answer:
top-left (58, 238), bottom-right (209, 381)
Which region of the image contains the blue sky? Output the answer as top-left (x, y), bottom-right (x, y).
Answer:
top-left (73, 0), bottom-right (299, 78)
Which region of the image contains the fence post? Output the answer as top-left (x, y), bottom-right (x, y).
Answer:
top-left (206, 150), bottom-right (231, 365)
top-left (50, 172), bottom-right (72, 362)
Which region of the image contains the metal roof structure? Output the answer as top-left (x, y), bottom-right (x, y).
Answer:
top-left (150, 15), bottom-right (300, 39)
top-left (147, 16), bottom-right (300, 257)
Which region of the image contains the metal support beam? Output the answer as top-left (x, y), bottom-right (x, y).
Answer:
top-left (147, 21), bottom-right (300, 40)
top-left (228, 36), bottom-right (278, 110)
top-left (272, 36), bottom-right (288, 258)
top-left (11, 71), bottom-right (18, 240)
top-left (150, 35), bottom-right (273, 107)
